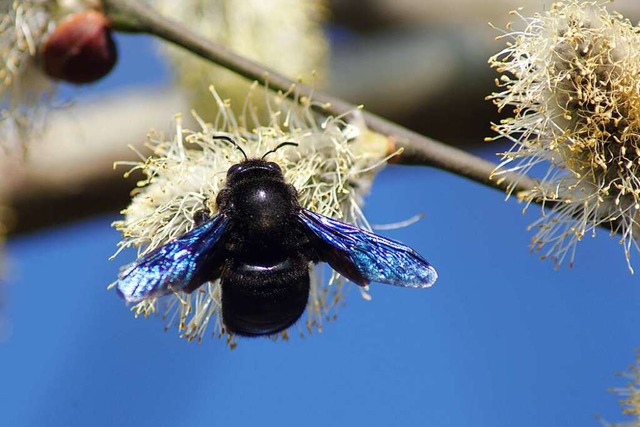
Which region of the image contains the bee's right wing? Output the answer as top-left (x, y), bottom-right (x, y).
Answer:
top-left (299, 209), bottom-right (437, 288)
top-left (115, 214), bottom-right (229, 303)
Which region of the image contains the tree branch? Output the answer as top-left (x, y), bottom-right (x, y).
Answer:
top-left (101, 0), bottom-right (537, 196)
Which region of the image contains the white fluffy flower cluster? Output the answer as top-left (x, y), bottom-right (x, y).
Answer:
top-left (489, 0), bottom-right (640, 271)
top-left (112, 86), bottom-right (393, 345)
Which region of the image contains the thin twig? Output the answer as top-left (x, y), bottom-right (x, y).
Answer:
top-left (101, 0), bottom-right (537, 196)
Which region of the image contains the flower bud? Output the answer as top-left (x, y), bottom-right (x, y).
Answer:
top-left (40, 10), bottom-right (117, 84)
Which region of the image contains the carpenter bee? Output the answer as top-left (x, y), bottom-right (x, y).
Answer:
top-left (116, 138), bottom-right (438, 336)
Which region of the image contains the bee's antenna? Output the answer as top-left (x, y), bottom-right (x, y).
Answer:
top-left (213, 135), bottom-right (248, 161)
top-left (261, 142), bottom-right (299, 160)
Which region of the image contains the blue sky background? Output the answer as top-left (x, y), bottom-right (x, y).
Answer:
top-left (1, 33), bottom-right (640, 427)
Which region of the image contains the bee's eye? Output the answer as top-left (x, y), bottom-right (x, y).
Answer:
top-left (265, 162), bottom-right (281, 171)
top-left (227, 163), bottom-right (244, 176)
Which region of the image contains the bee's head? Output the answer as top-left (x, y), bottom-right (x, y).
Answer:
top-left (225, 159), bottom-right (284, 184)
top-left (219, 139), bottom-right (296, 185)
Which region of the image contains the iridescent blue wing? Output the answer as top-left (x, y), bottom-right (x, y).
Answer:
top-left (299, 209), bottom-right (437, 288)
top-left (116, 214), bottom-right (229, 303)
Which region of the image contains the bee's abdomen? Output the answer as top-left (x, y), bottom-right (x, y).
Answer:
top-left (221, 254), bottom-right (310, 336)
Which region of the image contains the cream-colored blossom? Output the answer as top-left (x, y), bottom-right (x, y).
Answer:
top-left (112, 85), bottom-right (392, 345)
top-left (608, 352), bottom-right (640, 426)
top-left (0, 0), bottom-right (99, 150)
top-left (151, 0), bottom-right (327, 120)
top-left (0, 0), bottom-right (55, 150)
top-left (488, 0), bottom-right (640, 271)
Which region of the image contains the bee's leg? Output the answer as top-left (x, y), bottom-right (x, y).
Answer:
top-left (193, 208), bottom-right (212, 226)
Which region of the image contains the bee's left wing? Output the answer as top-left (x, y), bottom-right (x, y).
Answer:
top-left (116, 214), bottom-right (229, 303)
top-left (298, 209), bottom-right (438, 288)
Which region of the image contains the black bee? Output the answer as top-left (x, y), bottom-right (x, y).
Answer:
top-left (116, 138), bottom-right (438, 336)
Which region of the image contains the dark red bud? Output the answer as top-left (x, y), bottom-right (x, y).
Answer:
top-left (40, 10), bottom-right (118, 84)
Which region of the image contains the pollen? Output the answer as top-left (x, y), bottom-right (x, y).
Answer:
top-left (488, 0), bottom-right (640, 271)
